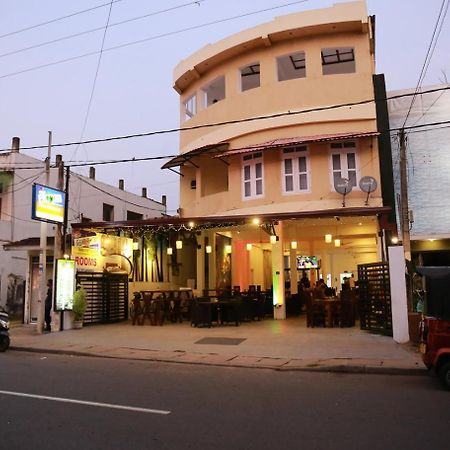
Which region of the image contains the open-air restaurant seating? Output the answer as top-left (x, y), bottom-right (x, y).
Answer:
top-left (129, 286), bottom-right (357, 328)
top-left (130, 287), bottom-right (270, 327)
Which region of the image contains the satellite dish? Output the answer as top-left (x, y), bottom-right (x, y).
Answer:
top-left (359, 176), bottom-right (377, 205)
top-left (334, 178), bottom-right (353, 207)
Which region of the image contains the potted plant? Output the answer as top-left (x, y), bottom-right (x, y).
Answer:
top-left (72, 287), bottom-right (87, 329)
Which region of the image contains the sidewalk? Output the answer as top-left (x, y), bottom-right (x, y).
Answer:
top-left (9, 317), bottom-right (425, 375)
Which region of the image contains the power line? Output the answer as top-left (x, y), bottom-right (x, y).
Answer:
top-left (72, 0), bottom-right (115, 163)
top-left (0, 0), bottom-right (124, 40)
top-left (0, 0), bottom-right (308, 80)
top-left (402, 0), bottom-right (450, 127)
top-left (71, 172), bottom-right (166, 212)
top-left (1, 117), bottom-right (449, 173)
top-left (0, 1), bottom-right (207, 59)
top-left (1, 85), bottom-right (448, 154)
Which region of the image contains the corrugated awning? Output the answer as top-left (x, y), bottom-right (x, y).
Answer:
top-left (213, 131), bottom-right (380, 158)
top-left (162, 142), bottom-right (229, 169)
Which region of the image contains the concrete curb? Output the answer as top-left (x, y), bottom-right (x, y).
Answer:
top-left (11, 345), bottom-right (427, 376)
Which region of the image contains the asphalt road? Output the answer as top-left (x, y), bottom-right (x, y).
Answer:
top-left (0, 351), bottom-right (449, 450)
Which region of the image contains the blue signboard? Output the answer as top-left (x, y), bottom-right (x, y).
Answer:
top-left (31, 183), bottom-right (65, 224)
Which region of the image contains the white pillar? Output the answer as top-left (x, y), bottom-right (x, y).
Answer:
top-left (196, 232), bottom-right (205, 295)
top-left (272, 222), bottom-right (285, 320)
top-left (289, 248), bottom-right (298, 295)
top-left (388, 245), bottom-right (410, 343)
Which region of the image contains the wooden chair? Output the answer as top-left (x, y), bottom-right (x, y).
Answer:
top-left (306, 293), bottom-right (325, 327)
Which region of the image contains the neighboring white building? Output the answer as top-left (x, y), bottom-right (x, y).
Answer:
top-left (388, 84), bottom-right (450, 265)
top-left (0, 137), bottom-right (166, 322)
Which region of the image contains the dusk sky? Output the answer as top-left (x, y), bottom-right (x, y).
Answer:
top-left (1, 0), bottom-right (449, 214)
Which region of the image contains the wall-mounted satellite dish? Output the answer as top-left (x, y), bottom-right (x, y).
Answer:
top-left (334, 178), bottom-right (353, 207)
top-left (359, 176), bottom-right (377, 205)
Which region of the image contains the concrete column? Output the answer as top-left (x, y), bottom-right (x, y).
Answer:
top-left (388, 245), bottom-right (410, 343)
top-left (196, 232), bottom-right (205, 295)
top-left (289, 248), bottom-right (298, 295)
top-left (272, 222), bottom-right (285, 320)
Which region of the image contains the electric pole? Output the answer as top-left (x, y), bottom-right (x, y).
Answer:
top-left (399, 128), bottom-right (411, 262)
top-left (37, 131), bottom-right (52, 334)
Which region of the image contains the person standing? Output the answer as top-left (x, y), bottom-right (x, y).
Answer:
top-left (44, 279), bottom-right (53, 332)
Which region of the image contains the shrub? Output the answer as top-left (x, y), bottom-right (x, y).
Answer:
top-left (72, 288), bottom-right (87, 321)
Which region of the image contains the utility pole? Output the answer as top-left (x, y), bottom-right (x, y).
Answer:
top-left (54, 154), bottom-right (64, 331)
top-left (399, 128), bottom-right (411, 261)
top-left (37, 131), bottom-right (52, 334)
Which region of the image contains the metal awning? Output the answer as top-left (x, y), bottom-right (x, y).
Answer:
top-left (213, 131), bottom-right (380, 158)
top-left (162, 142), bottom-right (229, 169)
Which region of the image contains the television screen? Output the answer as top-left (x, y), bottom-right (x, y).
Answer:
top-left (297, 255), bottom-right (319, 269)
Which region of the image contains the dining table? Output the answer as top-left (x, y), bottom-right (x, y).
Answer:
top-left (314, 296), bottom-right (341, 328)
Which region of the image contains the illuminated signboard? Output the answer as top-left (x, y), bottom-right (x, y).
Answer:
top-left (55, 259), bottom-right (75, 311)
top-left (31, 183), bottom-right (65, 224)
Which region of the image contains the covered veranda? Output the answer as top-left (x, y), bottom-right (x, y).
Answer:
top-left (71, 206), bottom-right (393, 326)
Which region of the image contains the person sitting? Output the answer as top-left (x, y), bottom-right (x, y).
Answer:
top-left (300, 272), bottom-right (310, 290)
top-left (313, 280), bottom-right (326, 299)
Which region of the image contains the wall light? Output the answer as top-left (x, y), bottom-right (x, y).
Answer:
top-left (391, 236), bottom-right (399, 244)
top-left (167, 247), bottom-right (173, 255)
top-left (291, 241), bottom-right (297, 249)
top-left (176, 240), bottom-right (183, 250)
top-left (206, 245), bottom-right (212, 254)
top-left (334, 239), bottom-right (341, 248)
top-left (132, 242), bottom-right (139, 251)
top-left (246, 243), bottom-right (252, 251)
top-left (325, 234), bottom-right (332, 243)
top-left (188, 221), bottom-right (195, 228)
top-left (225, 244), bottom-right (232, 254)
top-left (270, 235), bottom-right (279, 244)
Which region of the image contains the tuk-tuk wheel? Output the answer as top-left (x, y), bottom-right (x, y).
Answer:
top-left (438, 361), bottom-right (450, 390)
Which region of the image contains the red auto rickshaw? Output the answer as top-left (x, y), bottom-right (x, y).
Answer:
top-left (417, 267), bottom-right (450, 390)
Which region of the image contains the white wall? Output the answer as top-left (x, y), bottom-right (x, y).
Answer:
top-left (0, 149), bottom-right (166, 310)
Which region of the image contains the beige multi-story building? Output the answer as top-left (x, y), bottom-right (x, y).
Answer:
top-left (163, 1), bottom-right (396, 316)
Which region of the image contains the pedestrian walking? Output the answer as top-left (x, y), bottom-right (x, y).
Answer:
top-left (45, 279), bottom-right (53, 332)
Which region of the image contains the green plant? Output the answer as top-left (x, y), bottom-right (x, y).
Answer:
top-left (72, 287), bottom-right (87, 321)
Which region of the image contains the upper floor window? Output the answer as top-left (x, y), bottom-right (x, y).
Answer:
top-left (202, 76), bottom-right (225, 107)
top-left (184, 94), bottom-right (196, 121)
top-left (127, 211), bottom-right (143, 221)
top-left (103, 203), bottom-right (114, 222)
top-left (330, 142), bottom-right (357, 190)
top-left (321, 47), bottom-right (355, 75)
top-left (277, 51), bottom-right (306, 81)
top-left (242, 152), bottom-right (264, 199)
top-left (282, 146), bottom-right (309, 193)
top-left (240, 63), bottom-right (260, 91)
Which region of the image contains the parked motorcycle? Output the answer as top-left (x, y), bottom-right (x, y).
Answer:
top-left (0, 309), bottom-right (10, 352)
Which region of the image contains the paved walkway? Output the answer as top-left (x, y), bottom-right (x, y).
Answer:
top-left (9, 317), bottom-right (425, 375)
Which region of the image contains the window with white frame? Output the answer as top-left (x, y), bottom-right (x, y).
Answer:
top-left (277, 51), bottom-right (306, 81)
top-left (184, 94), bottom-right (196, 121)
top-left (240, 62), bottom-right (260, 91)
top-left (321, 47), bottom-right (356, 75)
top-left (330, 142), bottom-right (357, 190)
top-left (282, 146), bottom-right (309, 193)
top-left (202, 76), bottom-right (225, 107)
top-left (242, 152), bottom-right (264, 199)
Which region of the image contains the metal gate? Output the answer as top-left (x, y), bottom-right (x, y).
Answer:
top-left (76, 273), bottom-right (128, 324)
top-left (357, 262), bottom-right (392, 336)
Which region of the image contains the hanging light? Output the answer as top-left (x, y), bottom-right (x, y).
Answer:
top-left (246, 243), bottom-right (252, 251)
top-left (291, 241), bottom-right (297, 249)
top-left (325, 234), bottom-right (332, 243)
top-left (176, 240), bottom-right (183, 249)
top-left (270, 235), bottom-right (279, 244)
top-left (391, 236), bottom-right (399, 244)
top-left (205, 245), bottom-right (212, 254)
top-left (334, 239), bottom-right (341, 248)
top-left (188, 221), bottom-right (195, 228)
top-left (132, 241), bottom-right (139, 251)
top-left (252, 217), bottom-right (261, 225)
top-left (167, 247), bottom-right (173, 255)
top-left (225, 244), bottom-right (232, 254)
